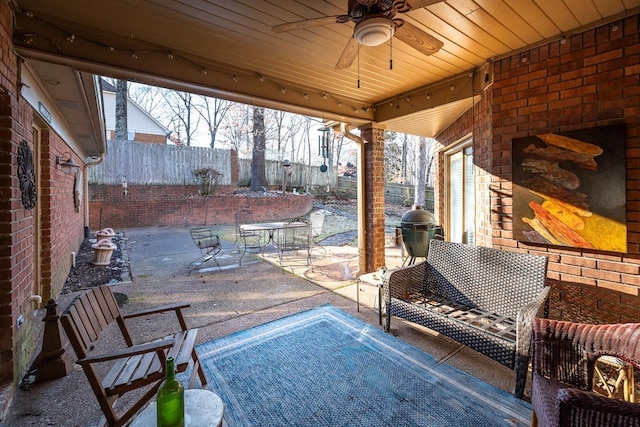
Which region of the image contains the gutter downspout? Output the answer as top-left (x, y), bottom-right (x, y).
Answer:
top-left (339, 122), bottom-right (370, 273)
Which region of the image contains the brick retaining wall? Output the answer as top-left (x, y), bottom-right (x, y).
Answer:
top-left (88, 185), bottom-right (314, 230)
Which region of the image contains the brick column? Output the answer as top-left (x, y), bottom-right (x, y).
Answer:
top-left (357, 125), bottom-right (386, 274)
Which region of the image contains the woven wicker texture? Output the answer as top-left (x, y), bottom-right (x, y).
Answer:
top-left (384, 240), bottom-right (549, 398)
top-left (194, 305), bottom-right (532, 426)
top-left (531, 318), bottom-right (640, 427)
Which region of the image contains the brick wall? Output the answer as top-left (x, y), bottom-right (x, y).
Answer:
top-left (41, 130), bottom-right (85, 301)
top-left (0, 0), bottom-right (35, 387)
top-left (360, 126), bottom-right (386, 273)
top-left (108, 130), bottom-right (166, 144)
top-left (88, 184), bottom-right (314, 230)
top-left (438, 14), bottom-right (640, 323)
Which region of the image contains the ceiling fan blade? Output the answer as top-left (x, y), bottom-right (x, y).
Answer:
top-left (272, 16), bottom-right (342, 33)
top-left (394, 21), bottom-right (443, 56)
top-left (335, 37), bottom-right (359, 69)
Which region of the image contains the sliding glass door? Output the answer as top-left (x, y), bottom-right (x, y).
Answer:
top-left (446, 142), bottom-right (474, 244)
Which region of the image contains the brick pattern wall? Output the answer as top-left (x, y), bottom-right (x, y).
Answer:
top-left (0, 0), bottom-right (34, 386)
top-left (438, 15), bottom-right (640, 323)
top-left (108, 130), bottom-right (166, 144)
top-left (360, 126), bottom-right (386, 273)
top-left (41, 130), bottom-right (85, 301)
top-left (88, 184), bottom-right (314, 229)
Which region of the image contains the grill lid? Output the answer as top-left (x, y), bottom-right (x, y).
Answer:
top-left (400, 204), bottom-right (436, 229)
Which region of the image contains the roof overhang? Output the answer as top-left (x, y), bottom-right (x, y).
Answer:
top-left (21, 59), bottom-right (107, 159)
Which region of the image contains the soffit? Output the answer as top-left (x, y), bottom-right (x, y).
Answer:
top-left (13, 0), bottom-right (640, 138)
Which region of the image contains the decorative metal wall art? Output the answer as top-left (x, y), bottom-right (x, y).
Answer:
top-left (18, 139), bottom-right (37, 210)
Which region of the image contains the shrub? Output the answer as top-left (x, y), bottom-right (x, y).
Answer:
top-left (193, 168), bottom-right (222, 195)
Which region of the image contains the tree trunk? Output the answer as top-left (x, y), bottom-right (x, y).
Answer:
top-left (401, 133), bottom-right (408, 182)
top-left (415, 136), bottom-right (427, 206)
top-left (115, 80), bottom-right (128, 141)
top-left (250, 106), bottom-right (267, 191)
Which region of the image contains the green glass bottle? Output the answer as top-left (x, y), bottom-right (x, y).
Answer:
top-left (156, 356), bottom-right (185, 427)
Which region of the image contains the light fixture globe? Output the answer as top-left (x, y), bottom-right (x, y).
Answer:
top-left (353, 16), bottom-right (394, 47)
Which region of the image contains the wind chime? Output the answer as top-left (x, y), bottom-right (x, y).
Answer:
top-left (318, 127), bottom-right (330, 173)
top-left (318, 127), bottom-right (331, 192)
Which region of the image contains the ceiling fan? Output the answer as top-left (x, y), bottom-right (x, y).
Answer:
top-left (272, 0), bottom-right (444, 69)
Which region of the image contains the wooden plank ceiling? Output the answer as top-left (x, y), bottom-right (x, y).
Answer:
top-left (13, 0), bottom-right (640, 138)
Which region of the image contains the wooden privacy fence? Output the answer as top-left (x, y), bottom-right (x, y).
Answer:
top-left (88, 140), bottom-right (337, 189)
top-left (237, 159), bottom-right (337, 189)
top-left (89, 141), bottom-right (428, 203)
top-left (88, 140), bottom-right (233, 185)
top-left (337, 177), bottom-right (434, 209)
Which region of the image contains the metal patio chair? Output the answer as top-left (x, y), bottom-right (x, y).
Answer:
top-left (278, 217), bottom-right (311, 266)
top-left (309, 210), bottom-right (327, 253)
top-left (234, 209), bottom-right (262, 264)
top-left (188, 227), bottom-right (222, 274)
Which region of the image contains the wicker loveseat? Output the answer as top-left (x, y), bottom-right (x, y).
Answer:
top-left (384, 240), bottom-right (549, 398)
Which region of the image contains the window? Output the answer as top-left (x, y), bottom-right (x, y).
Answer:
top-left (446, 141), bottom-right (474, 244)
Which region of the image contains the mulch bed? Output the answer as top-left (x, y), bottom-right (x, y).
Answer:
top-left (61, 237), bottom-right (124, 294)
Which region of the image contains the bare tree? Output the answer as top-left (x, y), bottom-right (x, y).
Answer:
top-left (286, 114), bottom-right (305, 162)
top-left (128, 83), bottom-right (164, 113)
top-left (250, 106), bottom-right (267, 191)
top-left (270, 110), bottom-right (289, 157)
top-left (115, 80), bottom-right (128, 141)
top-left (384, 131), bottom-right (402, 182)
top-left (220, 104), bottom-right (252, 154)
top-left (161, 90), bottom-right (201, 146)
top-left (401, 133), bottom-right (409, 182)
top-left (194, 96), bottom-right (232, 149)
top-left (415, 136), bottom-right (428, 206)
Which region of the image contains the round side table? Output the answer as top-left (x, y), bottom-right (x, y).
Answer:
top-left (130, 389), bottom-right (224, 427)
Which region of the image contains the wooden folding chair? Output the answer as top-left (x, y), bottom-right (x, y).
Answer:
top-left (60, 285), bottom-right (207, 427)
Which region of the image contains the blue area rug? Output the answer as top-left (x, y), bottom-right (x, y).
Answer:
top-left (196, 305), bottom-right (531, 426)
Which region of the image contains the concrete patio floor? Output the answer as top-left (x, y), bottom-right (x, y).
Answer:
top-left (1, 226), bottom-right (519, 427)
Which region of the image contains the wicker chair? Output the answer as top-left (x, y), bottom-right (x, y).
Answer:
top-left (384, 240), bottom-right (549, 398)
top-left (531, 318), bottom-right (640, 427)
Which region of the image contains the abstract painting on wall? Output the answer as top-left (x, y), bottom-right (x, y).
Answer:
top-left (512, 125), bottom-right (626, 252)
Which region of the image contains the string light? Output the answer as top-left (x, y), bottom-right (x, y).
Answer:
top-left (12, 7), bottom-right (372, 116)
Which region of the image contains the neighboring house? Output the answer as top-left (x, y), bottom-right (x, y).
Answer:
top-left (101, 79), bottom-right (168, 143)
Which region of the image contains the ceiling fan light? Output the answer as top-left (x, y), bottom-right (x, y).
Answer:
top-left (354, 17), bottom-right (394, 47)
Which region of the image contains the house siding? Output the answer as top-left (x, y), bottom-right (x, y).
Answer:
top-left (103, 91), bottom-right (167, 143)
